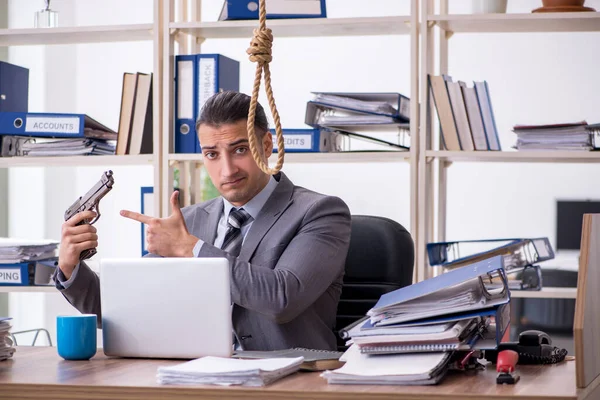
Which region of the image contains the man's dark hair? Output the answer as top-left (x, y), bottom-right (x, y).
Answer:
top-left (196, 91), bottom-right (269, 138)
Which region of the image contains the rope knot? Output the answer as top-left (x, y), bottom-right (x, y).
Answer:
top-left (247, 28), bottom-right (273, 64)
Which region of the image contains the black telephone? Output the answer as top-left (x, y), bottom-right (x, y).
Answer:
top-left (485, 330), bottom-right (568, 365)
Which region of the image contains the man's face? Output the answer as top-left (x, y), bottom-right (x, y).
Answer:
top-left (198, 120), bottom-right (273, 207)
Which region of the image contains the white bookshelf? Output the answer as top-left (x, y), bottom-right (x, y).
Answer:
top-left (430, 12), bottom-right (600, 34)
top-left (0, 24), bottom-right (154, 46)
top-left (510, 287), bottom-right (577, 299)
top-left (161, 0), bottom-right (421, 247)
top-left (426, 151), bottom-right (600, 164)
top-left (0, 155), bottom-right (154, 168)
top-left (169, 151), bottom-right (410, 164)
top-left (170, 16), bottom-right (412, 39)
top-left (416, 1), bottom-right (594, 302)
top-left (0, 286), bottom-right (55, 293)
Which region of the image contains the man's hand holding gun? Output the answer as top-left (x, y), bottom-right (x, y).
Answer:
top-left (58, 170), bottom-right (114, 280)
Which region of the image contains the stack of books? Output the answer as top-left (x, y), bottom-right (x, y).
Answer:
top-left (114, 72), bottom-right (153, 155)
top-left (303, 92), bottom-right (411, 152)
top-left (0, 318), bottom-right (15, 361)
top-left (428, 75), bottom-right (501, 151)
top-left (157, 356), bottom-right (303, 386)
top-left (323, 256), bottom-right (510, 385)
top-left (512, 121), bottom-right (592, 151)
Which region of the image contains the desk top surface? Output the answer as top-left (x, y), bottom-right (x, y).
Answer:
top-left (1, 346), bottom-right (599, 400)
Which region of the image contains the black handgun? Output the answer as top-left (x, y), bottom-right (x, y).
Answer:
top-left (64, 170), bottom-right (114, 260)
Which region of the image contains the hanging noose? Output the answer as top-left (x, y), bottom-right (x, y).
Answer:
top-left (246, 0), bottom-right (285, 175)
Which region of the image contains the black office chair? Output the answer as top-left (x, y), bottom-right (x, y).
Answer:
top-left (334, 215), bottom-right (415, 351)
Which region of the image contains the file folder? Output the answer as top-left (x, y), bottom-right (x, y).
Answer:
top-left (308, 92), bottom-right (410, 122)
top-left (174, 54), bottom-right (240, 153)
top-left (0, 258), bottom-right (57, 286)
top-left (270, 128), bottom-right (342, 153)
top-left (0, 112), bottom-right (116, 139)
top-left (356, 304), bottom-right (510, 354)
top-left (427, 238), bottom-right (554, 272)
top-left (219, 0), bottom-right (326, 21)
top-left (367, 256), bottom-right (510, 326)
top-left (0, 61), bottom-right (29, 112)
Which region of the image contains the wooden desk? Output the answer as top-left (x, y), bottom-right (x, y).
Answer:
top-left (1, 346), bottom-right (599, 400)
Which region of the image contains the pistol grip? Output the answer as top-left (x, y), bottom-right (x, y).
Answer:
top-left (79, 247), bottom-right (97, 261)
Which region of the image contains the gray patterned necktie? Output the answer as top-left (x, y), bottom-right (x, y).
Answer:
top-left (221, 208), bottom-right (252, 256)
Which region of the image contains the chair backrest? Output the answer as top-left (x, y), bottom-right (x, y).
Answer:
top-left (335, 215), bottom-right (415, 350)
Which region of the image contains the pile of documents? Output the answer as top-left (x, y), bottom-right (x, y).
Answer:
top-left (0, 318), bottom-right (15, 361)
top-left (322, 346), bottom-right (451, 385)
top-left (157, 356), bottom-right (303, 387)
top-left (0, 238), bottom-right (59, 286)
top-left (0, 113), bottom-right (117, 157)
top-left (325, 256), bottom-right (510, 385)
top-left (513, 121), bottom-right (592, 151)
top-left (305, 92), bottom-right (411, 151)
top-left (0, 238), bottom-right (58, 263)
top-left (1, 137), bottom-right (115, 157)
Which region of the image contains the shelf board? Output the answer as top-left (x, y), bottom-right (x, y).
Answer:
top-left (0, 286), bottom-right (55, 293)
top-left (0, 154), bottom-right (154, 168)
top-left (427, 150), bottom-right (600, 163)
top-left (169, 151), bottom-right (409, 164)
top-left (0, 24), bottom-right (154, 46)
top-left (170, 16), bottom-right (411, 39)
top-left (510, 287), bottom-right (576, 299)
top-left (429, 12), bottom-right (600, 34)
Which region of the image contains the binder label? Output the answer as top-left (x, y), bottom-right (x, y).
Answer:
top-left (25, 117), bottom-right (80, 134)
top-left (0, 268), bottom-right (22, 284)
top-left (273, 134), bottom-right (313, 150)
top-left (198, 58), bottom-right (216, 113)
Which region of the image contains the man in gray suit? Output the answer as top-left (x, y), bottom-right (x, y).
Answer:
top-left (55, 91), bottom-right (351, 351)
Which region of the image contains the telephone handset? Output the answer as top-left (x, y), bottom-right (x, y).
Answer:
top-left (485, 330), bottom-right (568, 365)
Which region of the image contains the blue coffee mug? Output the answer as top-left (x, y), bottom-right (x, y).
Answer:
top-left (56, 314), bottom-right (97, 360)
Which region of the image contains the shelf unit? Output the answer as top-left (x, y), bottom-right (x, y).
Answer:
top-left (416, 1), bottom-right (598, 298)
top-left (2, 1), bottom-right (593, 302)
top-left (161, 0), bottom-right (420, 258)
top-left (0, 24), bottom-right (154, 46)
top-left (0, 2), bottom-right (163, 212)
top-left (0, 1), bottom-right (164, 294)
top-left (0, 286), bottom-right (55, 293)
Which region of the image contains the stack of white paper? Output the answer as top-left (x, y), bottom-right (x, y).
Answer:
top-left (0, 238), bottom-right (59, 263)
top-left (321, 345), bottom-right (450, 385)
top-left (513, 122), bottom-right (591, 150)
top-left (0, 318), bottom-right (15, 361)
top-left (157, 356), bottom-right (303, 387)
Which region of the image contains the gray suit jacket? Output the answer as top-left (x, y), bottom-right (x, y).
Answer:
top-left (56, 172), bottom-right (351, 351)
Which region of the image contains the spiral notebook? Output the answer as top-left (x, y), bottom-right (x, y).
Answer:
top-left (233, 347), bottom-right (344, 371)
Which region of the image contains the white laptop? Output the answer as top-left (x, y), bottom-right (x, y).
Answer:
top-left (99, 257), bottom-right (232, 359)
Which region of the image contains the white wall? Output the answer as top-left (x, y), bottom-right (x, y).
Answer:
top-left (6, 0), bottom-right (600, 343)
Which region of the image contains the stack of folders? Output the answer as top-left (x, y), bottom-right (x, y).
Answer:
top-left (512, 121), bottom-right (592, 151)
top-left (157, 356), bottom-right (303, 386)
top-left (0, 318), bottom-right (15, 361)
top-left (428, 75), bottom-right (501, 151)
top-left (427, 237), bottom-right (555, 291)
top-left (323, 256), bottom-right (510, 385)
top-left (304, 92), bottom-right (411, 151)
top-left (0, 113), bottom-right (117, 157)
top-left (0, 238), bottom-right (59, 286)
